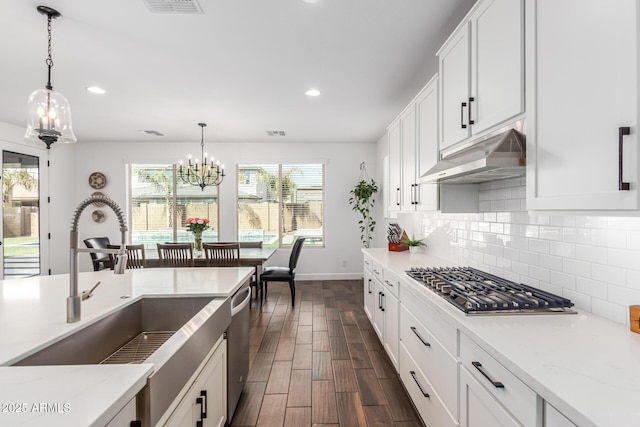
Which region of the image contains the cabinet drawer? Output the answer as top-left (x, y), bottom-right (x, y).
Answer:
top-left (402, 284), bottom-right (457, 356)
top-left (459, 334), bottom-right (536, 427)
top-left (363, 255), bottom-right (374, 271)
top-left (382, 269), bottom-right (400, 298)
top-left (401, 306), bottom-right (458, 419)
top-left (400, 343), bottom-right (458, 427)
top-left (370, 261), bottom-right (382, 280)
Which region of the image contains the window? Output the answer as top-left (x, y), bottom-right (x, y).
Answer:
top-left (237, 164), bottom-right (324, 248)
top-left (129, 164), bottom-right (219, 257)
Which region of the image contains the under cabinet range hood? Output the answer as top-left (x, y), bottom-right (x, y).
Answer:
top-left (420, 121), bottom-right (526, 184)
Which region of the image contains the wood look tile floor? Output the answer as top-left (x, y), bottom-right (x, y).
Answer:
top-left (230, 280), bottom-right (423, 427)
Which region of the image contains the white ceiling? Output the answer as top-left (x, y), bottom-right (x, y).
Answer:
top-left (0, 0), bottom-right (474, 144)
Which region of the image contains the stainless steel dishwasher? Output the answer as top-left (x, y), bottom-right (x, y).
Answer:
top-left (227, 281), bottom-right (251, 422)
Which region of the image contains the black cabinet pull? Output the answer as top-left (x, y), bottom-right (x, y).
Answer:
top-left (461, 102), bottom-right (467, 129)
top-left (619, 126), bottom-right (631, 191)
top-left (468, 97), bottom-right (475, 125)
top-left (410, 371), bottom-right (430, 398)
top-left (396, 187), bottom-right (401, 206)
top-left (378, 292), bottom-right (382, 310)
top-left (472, 361), bottom-right (504, 388)
top-left (196, 390), bottom-right (207, 426)
top-left (413, 183), bottom-right (419, 205)
top-left (410, 326), bottom-right (430, 347)
top-left (368, 278), bottom-right (372, 294)
top-left (381, 293), bottom-right (385, 311)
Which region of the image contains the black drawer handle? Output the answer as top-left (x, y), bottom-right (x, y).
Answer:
top-left (468, 97), bottom-right (475, 125)
top-left (472, 361), bottom-right (504, 388)
top-left (368, 279), bottom-right (372, 294)
top-left (380, 293), bottom-right (385, 311)
top-left (619, 126), bottom-right (631, 191)
top-left (461, 102), bottom-right (467, 129)
top-left (410, 326), bottom-right (430, 347)
top-left (410, 371), bottom-right (430, 398)
top-left (378, 292), bottom-right (382, 310)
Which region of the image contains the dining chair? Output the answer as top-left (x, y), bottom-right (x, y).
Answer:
top-left (107, 244), bottom-right (146, 269)
top-left (83, 237), bottom-right (112, 271)
top-left (260, 236), bottom-right (305, 306)
top-left (239, 241), bottom-right (263, 303)
top-left (203, 242), bottom-right (240, 267)
top-left (157, 243), bottom-right (194, 267)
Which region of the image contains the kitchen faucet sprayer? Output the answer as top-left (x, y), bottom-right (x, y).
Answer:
top-left (68, 195), bottom-right (128, 323)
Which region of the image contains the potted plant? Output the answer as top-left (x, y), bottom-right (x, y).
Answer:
top-left (349, 163), bottom-right (378, 248)
top-left (402, 234), bottom-right (425, 254)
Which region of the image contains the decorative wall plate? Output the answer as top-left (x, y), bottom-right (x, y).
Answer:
top-left (92, 210), bottom-right (106, 223)
top-left (91, 191), bottom-right (106, 207)
top-left (89, 172), bottom-right (107, 189)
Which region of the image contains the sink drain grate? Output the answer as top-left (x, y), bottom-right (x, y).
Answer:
top-left (101, 331), bottom-right (176, 364)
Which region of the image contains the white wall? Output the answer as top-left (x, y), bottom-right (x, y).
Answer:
top-left (73, 139), bottom-right (379, 277)
top-left (392, 176), bottom-right (640, 326)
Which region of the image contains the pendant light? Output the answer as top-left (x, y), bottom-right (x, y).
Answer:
top-left (25, 6), bottom-right (76, 149)
top-left (178, 123), bottom-right (225, 190)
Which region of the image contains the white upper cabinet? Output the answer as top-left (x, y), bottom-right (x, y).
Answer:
top-left (439, 0), bottom-right (524, 152)
top-left (526, 0), bottom-right (639, 210)
top-left (415, 78), bottom-right (439, 211)
top-left (387, 77), bottom-right (439, 213)
top-left (387, 121), bottom-right (402, 212)
top-left (400, 105), bottom-right (418, 211)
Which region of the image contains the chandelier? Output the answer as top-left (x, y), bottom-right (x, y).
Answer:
top-left (178, 123), bottom-right (225, 190)
top-left (25, 6), bottom-right (76, 149)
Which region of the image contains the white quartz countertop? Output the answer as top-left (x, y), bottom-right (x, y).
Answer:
top-left (0, 266), bottom-right (253, 426)
top-left (364, 248), bottom-right (640, 427)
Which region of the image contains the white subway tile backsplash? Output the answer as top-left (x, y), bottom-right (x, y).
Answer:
top-left (550, 241), bottom-right (575, 258)
top-left (406, 182), bottom-right (640, 324)
top-left (562, 289), bottom-right (591, 312)
top-left (591, 298), bottom-right (627, 325)
top-left (590, 229), bottom-right (626, 249)
top-left (607, 284), bottom-right (640, 307)
top-left (528, 239), bottom-right (550, 254)
top-left (529, 266), bottom-right (550, 282)
top-left (550, 271), bottom-right (576, 290)
top-left (562, 258), bottom-right (591, 278)
top-left (591, 264), bottom-right (627, 287)
top-left (538, 226), bottom-right (563, 241)
top-left (607, 248), bottom-right (640, 271)
top-left (574, 244), bottom-right (607, 263)
top-left (538, 254), bottom-right (563, 272)
top-left (576, 277), bottom-right (608, 299)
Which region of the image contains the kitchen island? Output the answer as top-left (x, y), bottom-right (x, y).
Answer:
top-left (364, 248), bottom-right (640, 427)
top-left (0, 267), bottom-right (254, 426)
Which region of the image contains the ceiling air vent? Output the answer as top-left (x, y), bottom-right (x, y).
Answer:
top-left (138, 130), bottom-right (164, 136)
top-left (142, 0), bottom-right (204, 14)
top-left (267, 131), bottom-right (286, 137)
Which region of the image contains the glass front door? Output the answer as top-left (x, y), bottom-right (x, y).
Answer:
top-left (2, 151), bottom-right (40, 279)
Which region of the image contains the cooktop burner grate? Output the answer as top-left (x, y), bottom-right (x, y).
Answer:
top-left (406, 267), bottom-right (575, 315)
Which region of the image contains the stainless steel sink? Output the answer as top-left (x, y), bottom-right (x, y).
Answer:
top-left (14, 296), bottom-right (231, 426)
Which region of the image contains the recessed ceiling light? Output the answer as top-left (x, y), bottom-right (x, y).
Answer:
top-left (305, 89), bottom-right (321, 97)
top-left (86, 86), bottom-right (106, 94)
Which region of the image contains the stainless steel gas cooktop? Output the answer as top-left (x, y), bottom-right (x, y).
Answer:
top-left (406, 267), bottom-right (576, 315)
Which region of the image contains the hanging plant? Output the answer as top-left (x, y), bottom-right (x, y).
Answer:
top-left (349, 163), bottom-right (378, 248)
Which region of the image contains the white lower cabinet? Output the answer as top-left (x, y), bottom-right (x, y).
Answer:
top-left (366, 262), bottom-right (399, 371)
top-left (105, 397), bottom-right (136, 426)
top-left (545, 402), bottom-right (577, 427)
top-left (164, 337), bottom-right (227, 427)
top-left (363, 269), bottom-right (376, 323)
top-left (460, 366), bottom-right (520, 427)
top-left (400, 343), bottom-right (457, 427)
top-left (460, 334), bottom-right (536, 427)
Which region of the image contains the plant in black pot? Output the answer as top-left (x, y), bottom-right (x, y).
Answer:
top-left (349, 163), bottom-right (378, 248)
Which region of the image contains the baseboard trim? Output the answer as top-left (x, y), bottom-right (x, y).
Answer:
top-left (296, 273), bottom-right (363, 281)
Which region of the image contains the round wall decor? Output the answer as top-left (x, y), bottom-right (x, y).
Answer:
top-left (88, 172), bottom-right (107, 189)
top-left (91, 191), bottom-right (106, 207)
top-left (92, 210), bottom-right (106, 223)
